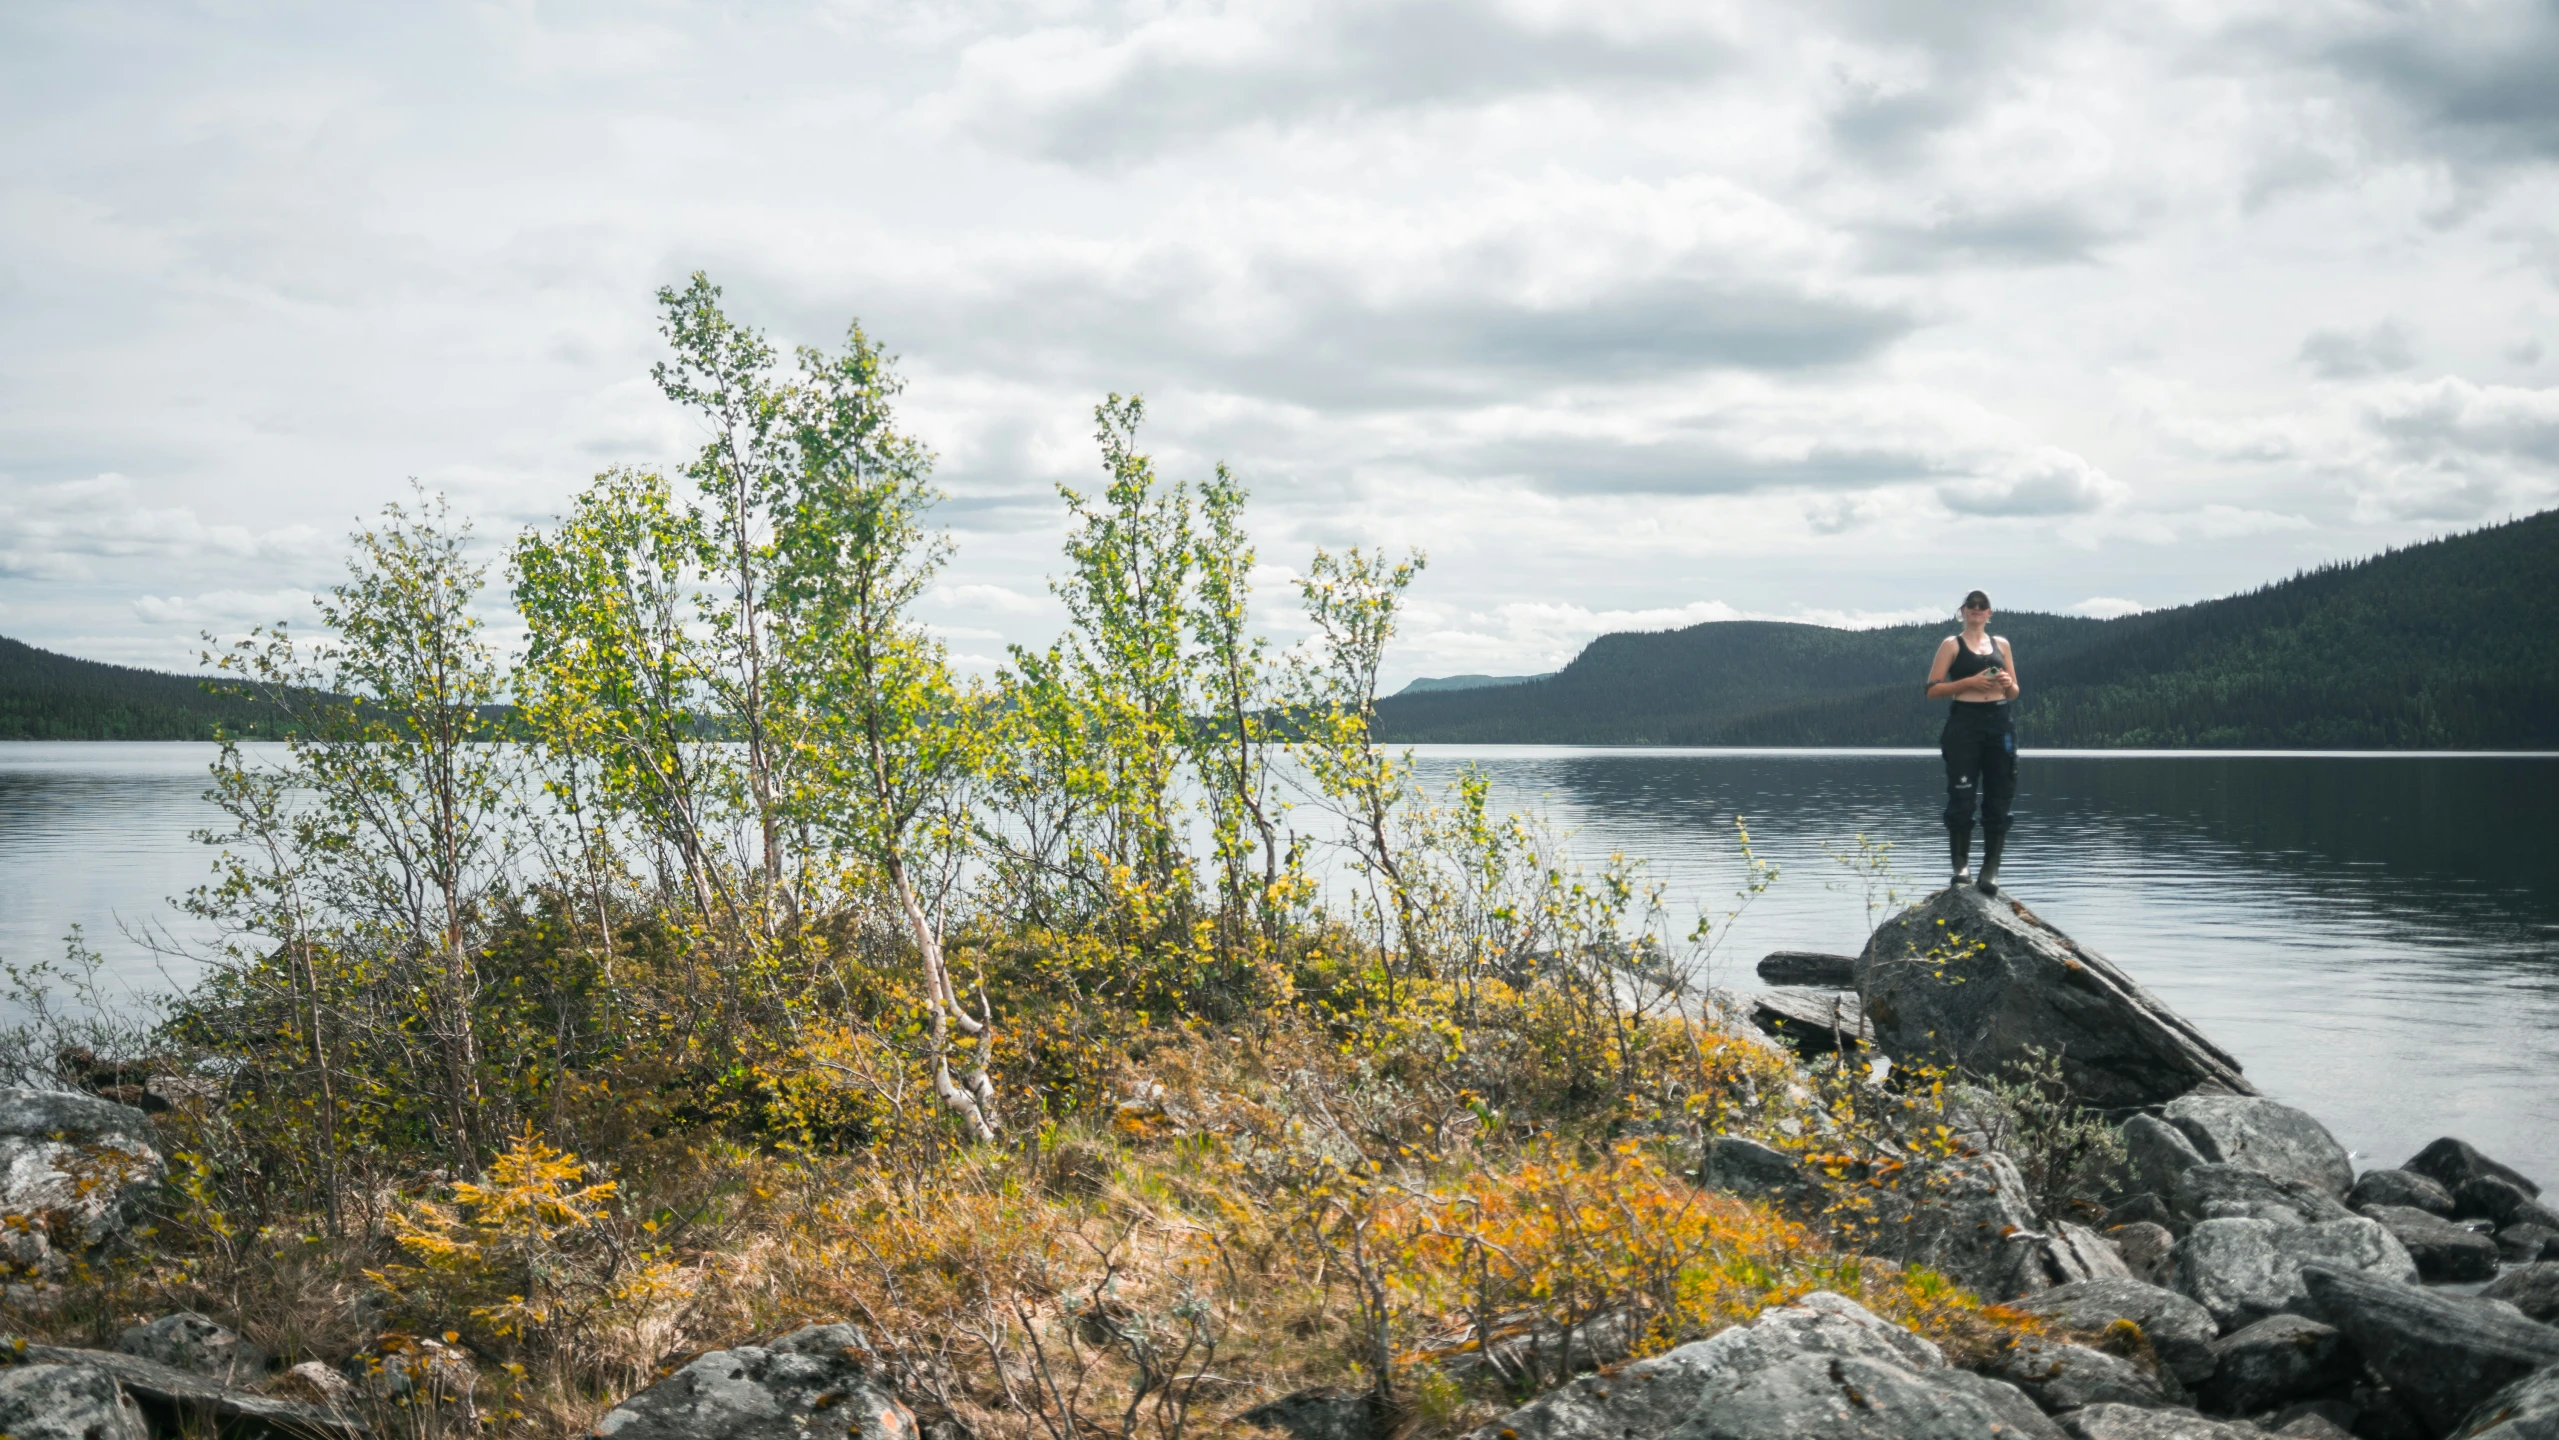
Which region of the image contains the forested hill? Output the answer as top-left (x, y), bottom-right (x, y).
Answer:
top-left (1374, 508), bottom-right (2559, 750)
top-left (0, 637), bottom-right (288, 740)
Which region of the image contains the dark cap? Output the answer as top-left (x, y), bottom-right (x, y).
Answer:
top-left (1961, 590), bottom-right (1992, 611)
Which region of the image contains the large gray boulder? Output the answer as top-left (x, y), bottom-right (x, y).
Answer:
top-left (1662, 1353), bottom-right (2063, 1440)
top-left (1879, 1152), bottom-right (2047, 1299)
top-left (2110, 1223), bottom-right (2177, 1288)
top-left (2349, 1169), bottom-right (2455, 1217)
top-left (1462, 1293), bottom-right (1943, 1440)
top-left (2016, 1278), bottom-right (2221, 1386)
top-left (2455, 1362), bottom-right (2559, 1439)
top-left (3, 1342), bottom-right (357, 1438)
top-left (1757, 952), bottom-right (1858, 987)
top-left (2057, 1403), bottom-right (2269, 1438)
top-left (2460, 1177), bottom-right (2559, 1233)
top-left (2171, 1217), bottom-right (2415, 1330)
top-left (590, 1323), bottom-right (914, 1440)
top-left (0, 1365), bottom-right (148, 1440)
top-left (2162, 1097), bottom-right (2353, 1197)
top-left (1982, 1337), bottom-right (2184, 1414)
top-left (2300, 1265), bottom-right (2559, 1438)
top-left (115, 1312), bottom-right (269, 1386)
top-left (2172, 1164), bottom-right (2353, 1227)
top-left (2405, 1138), bottom-right (2540, 1199)
top-left (2499, 1225), bottom-right (2558, 1266)
top-left (1856, 888), bottom-right (2252, 1110)
top-left (2123, 1118), bottom-right (2207, 1213)
top-left (1239, 1389), bottom-right (1379, 1440)
top-left (2194, 1315), bottom-right (2357, 1417)
top-left (2359, 1204), bottom-right (2500, 1282)
top-left (0, 1088), bottom-right (162, 1277)
top-left (2482, 1265), bottom-right (2559, 1326)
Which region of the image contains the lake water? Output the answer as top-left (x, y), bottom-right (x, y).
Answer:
top-left (6, 741), bottom-right (2558, 1183)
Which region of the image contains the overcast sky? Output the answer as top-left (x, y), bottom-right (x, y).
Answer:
top-left (5, 0), bottom-right (2557, 684)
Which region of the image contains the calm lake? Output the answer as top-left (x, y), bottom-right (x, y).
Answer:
top-left (5, 741), bottom-right (2557, 1181)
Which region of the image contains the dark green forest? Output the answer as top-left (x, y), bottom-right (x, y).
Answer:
top-left (0, 636), bottom-right (292, 740)
top-left (10, 507), bottom-right (2556, 748)
top-left (1375, 507), bottom-right (2559, 749)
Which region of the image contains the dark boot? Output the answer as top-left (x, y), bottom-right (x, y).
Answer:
top-left (1948, 825), bottom-right (1973, 887)
top-left (1977, 830), bottom-right (2006, 896)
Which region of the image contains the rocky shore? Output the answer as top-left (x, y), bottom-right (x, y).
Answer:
top-left (2, 884), bottom-right (2555, 1439)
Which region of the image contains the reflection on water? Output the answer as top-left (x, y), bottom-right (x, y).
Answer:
top-left (6, 742), bottom-right (2558, 1181)
top-left (1401, 747), bottom-right (2559, 1180)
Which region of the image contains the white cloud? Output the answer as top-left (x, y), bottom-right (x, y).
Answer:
top-left (2071, 596), bottom-right (2148, 619)
top-left (4, 0), bottom-right (2559, 679)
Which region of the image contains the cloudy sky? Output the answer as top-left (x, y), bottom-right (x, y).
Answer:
top-left (5, 0), bottom-right (2557, 684)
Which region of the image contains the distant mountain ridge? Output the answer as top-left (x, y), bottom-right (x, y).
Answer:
top-left (0, 637), bottom-right (286, 740)
top-left (1375, 508), bottom-right (2559, 750)
top-left (1395, 672), bottom-right (1554, 695)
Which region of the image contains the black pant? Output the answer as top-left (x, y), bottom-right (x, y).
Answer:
top-left (1941, 713), bottom-right (2016, 835)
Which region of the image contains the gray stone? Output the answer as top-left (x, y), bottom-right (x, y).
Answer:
top-left (1662, 1353), bottom-right (2065, 1440)
top-left (1748, 991), bottom-right (1871, 1055)
top-left (0, 1364), bottom-right (148, 1440)
top-left (2163, 1097), bottom-right (2353, 1198)
top-left (2058, 1402), bottom-right (2268, 1439)
top-left (1703, 1137), bottom-right (1801, 1196)
top-left (2461, 1177), bottom-right (2559, 1233)
top-left (2111, 1223), bottom-right (2179, 1288)
top-left (1985, 1337), bottom-right (2183, 1413)
top-left (2454, 1361), bottom-right (2559, 1439)
top-left (1462, 1293), bottom-right (1941, 1440)
top-left (1881, 1152), bottom-right (2050, 1299)
top-left (1240, 1389), bottom-right (1378, 1440)
top-left (2481, 1265), bottom-right (2559, 1326)
top-left (2405, 1138), bottom-right (2540, 1200)
top-left (2109, 1192), bottom-right (2179, 1232)
top-left (0, 1087), bottom-right (162, 1268)
top-left (1856, 888), bottom-right (2253, 1112)
top-left (2263, 1400), bottom-right (2359, 1439)
top-left (2195, 1315), bottom-right (2357, 1417)
top-left (2358, 1204), bottom-right (2500, 1282)
top-left (115, 1312), bottom-right (269, 1385)
top-left (2040, 1222), bottom-right (2140, 1290)
top-left (2299, 1264), bottom-right (2559, 1438)
top-left (590, 1323), bottom-right (914, 1440)
top-left (2171, 1217), bottom-right (2416, 1331)
top-left (2173, 1166), bottom-right (2353, 1228)
top-left (2498, 1225), bottom-right (2558, 1265)
top-left (5, 1341), bottom-right (358, 1438)
top-left (2124, 1118), bottom-right (2210, 1213)
top-left (1757, 951), bottom-right (1859, 987)
top-left (2348, 1170), bottom-right (2455, 1218)
top-left (2017, 1278), bottom-right (2222, 1387)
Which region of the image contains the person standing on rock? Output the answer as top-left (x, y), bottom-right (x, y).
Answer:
top-left (1925, 590), bottom-right (2021, 893)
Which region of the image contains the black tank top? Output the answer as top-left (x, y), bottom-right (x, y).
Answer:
top-left (1945, 634), bottom-right (2010, 721)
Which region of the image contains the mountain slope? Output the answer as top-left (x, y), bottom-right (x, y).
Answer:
top-left (0, 637), bottom-right (288, 740)
top-left (1377, 508), bottom-right (2559, 749)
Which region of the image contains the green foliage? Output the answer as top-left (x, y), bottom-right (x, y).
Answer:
top-left (1965, 1048), bottom-right (2128, 1221)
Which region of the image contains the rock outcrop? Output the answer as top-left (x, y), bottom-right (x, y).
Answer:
top-left (2404, 1138), bottom-right (2540, 1199)
top-left (1855, 887), bottom-right (2252, 1110)
top-left (2481, 1264), bottom-right (2559, 1325)
top-left (2300, 1264), bottom-right (2559, 1437)
top-left (2456, 1362), bottom-right (2559, 1439)
top-left (1755, 951), bottom-right (1858, 987)
top-left (2160, 1096), bottom-right (2353, 1197)
top-left (0, 1089), bottom-right (162, 1284)
top-left (0, 1339), bottom-right (358, 1438)
top-left (0, 1363), bottom-right (149, 1440)
top-left (1463, 1293), bottom-right (1951, 1440)
top-left (2016, 1278), bottom-right (2220, 1387)
top-left (2194, 1315), bottom-right (2357, 1417)
top-left (2357, 1204), bottom-right (2499, 1282)
top-left (591, 1323), bottom-right (913, 1440)
top-left (2169, 1216), bottom-right (2415, 1330)
top-left (2348, 1169), bottom-right (2454, 1217)
top-left (115, 1312), bottom-right (269, 1387)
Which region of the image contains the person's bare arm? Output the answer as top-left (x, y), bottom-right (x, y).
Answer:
top-left (1924, 638), bottom-right (2001, 699)
top-left (1994, 637), bottom-right (2020, 699)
